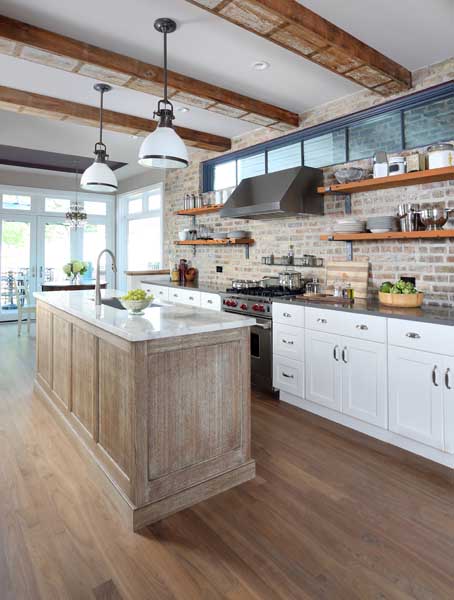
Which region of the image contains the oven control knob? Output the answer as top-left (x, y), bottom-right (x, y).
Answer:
top-left (230, 300), bottom-right (238, 307)
top-left (252, 304), bottom-right (260, 311)
top-left (240, 303), bottom-right (248, 310)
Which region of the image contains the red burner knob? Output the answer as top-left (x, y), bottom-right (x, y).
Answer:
top-left (252, 304), bottom-right (260, 311)
top-left (240, 303), bottom-right (248, 310)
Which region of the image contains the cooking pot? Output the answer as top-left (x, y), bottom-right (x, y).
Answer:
top-left (279, 271), bottom-right (302, 290)
top-left (259, 276), bottom-right (280, 288)
top-left (418, 207), bottom-right (453, 231)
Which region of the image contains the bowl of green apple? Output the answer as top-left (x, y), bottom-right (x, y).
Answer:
top-left (120, 289), bottom-right (154, 315)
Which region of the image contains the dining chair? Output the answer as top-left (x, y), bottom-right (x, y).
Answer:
top-left (14, 277), bottom-right (36, 336)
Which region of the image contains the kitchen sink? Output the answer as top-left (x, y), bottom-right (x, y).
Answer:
top-left (101, 297), bottom-right (126, 310)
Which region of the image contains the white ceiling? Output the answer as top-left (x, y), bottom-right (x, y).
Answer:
top-left (0, 0), bottom-right (452, 180)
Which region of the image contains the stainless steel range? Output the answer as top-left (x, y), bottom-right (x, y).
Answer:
top-left (221, 282), bottom-right (309, 391)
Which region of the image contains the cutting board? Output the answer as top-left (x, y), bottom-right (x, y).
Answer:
top-left (325, 260), bottom-right (369, 300)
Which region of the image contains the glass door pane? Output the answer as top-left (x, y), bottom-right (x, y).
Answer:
top-left (37, 218), bottom-right (72, 289)
top-left (127, 217), bottom-right (162, 271)
top-left (0, 217), bottom-right (35, 321)
top-left (82, 223), bottom-right (106, 282)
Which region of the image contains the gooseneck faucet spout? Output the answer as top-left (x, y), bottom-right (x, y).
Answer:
top-left (95, 249), bottom-right (117, 306)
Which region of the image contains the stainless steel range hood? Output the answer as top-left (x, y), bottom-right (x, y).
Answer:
top-left (220, 166), bottom-right (324, 219)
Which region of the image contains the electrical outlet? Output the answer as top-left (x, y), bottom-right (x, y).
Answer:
top-left (216, 265), bottom-right (223, 273)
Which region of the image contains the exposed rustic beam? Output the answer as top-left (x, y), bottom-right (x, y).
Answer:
top-left (0, 14), bottom-right (298, 130)
top-left (186, 0), bottom-right (412, 96)
top-left (0, 85), bottom-right (231, 153)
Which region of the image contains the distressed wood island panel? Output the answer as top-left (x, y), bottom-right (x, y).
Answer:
top-left (34, 300), bottom-right (255, 530)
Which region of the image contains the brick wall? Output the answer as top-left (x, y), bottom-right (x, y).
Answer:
top-left (164, 58), bottom-right (454, 306)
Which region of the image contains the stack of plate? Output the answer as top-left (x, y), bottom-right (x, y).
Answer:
top-left (366, 216), bottom-right (399, 233)
top-left (333, 218), bottom-right (366, 233)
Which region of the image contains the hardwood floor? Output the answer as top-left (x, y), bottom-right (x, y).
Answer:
top-left (2, 321), bottom-right (454, 599)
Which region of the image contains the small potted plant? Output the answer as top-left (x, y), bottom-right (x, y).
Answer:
top-left (63, 260), bottom-right (88, 284)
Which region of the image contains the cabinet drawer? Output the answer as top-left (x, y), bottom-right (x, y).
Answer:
top-left (168, 288), bottom-right (185, 303)
top-left (388, 319), bottom-right (454, 356)
top-left (141, 284), bottom-right (169, 301)
top-left (273, 323), bottom-right (304, 361)
top-left (273, 356), bottom-right (304, 398)
top-left (200, 292), bottom-right (221, 311)
top-left (178, 289), bottom-right (201, 306)
top-left (340, 312), bottom-right (387, 343)
top-left (273, 303), bottom-right (304, 328)
top-left (305, 306), bottom-right (344, 334)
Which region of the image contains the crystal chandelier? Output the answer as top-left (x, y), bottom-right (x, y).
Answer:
top-left (66, 170), bottom-right (87, 229)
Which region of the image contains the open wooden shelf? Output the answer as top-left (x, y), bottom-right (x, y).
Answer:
top-left (176, 238), bottom-right (254, 246)
top-left (318, 166), bottom-right (454, 195)
top-left (321, 230), bottom-right (454, 241)
top-left (175, 204), bottom-right (224, 216)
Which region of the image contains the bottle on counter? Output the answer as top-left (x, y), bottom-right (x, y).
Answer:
top-left (171, 263), bottom-right (180, 282)
top-left (288, 245), bottom-right (294, 266)
top-left (178, 259), bottom-right (188, 284)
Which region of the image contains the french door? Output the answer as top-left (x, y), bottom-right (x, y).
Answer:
top-left (0, 215), bottom-right (37, 321)
top-left (0, 215), bottom-right (111, 321)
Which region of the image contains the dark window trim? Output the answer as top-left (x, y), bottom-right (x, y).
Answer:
top-left (202, 80), bottom-right (454, 191)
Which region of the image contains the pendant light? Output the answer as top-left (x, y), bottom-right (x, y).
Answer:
top-left (138, 18), bottom-right (189, 169)
top-left (66, 168), bottom-right (87, 229)
top-left (81, 83), bottom-right (118, 193)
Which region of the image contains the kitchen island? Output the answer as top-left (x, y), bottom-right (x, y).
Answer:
top-left (34, 290), bottom-right (255, 530)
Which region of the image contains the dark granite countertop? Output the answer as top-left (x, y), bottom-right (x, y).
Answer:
top-left (140, 278), bottom-right (223, 295)
top-left (274, 297), bottom-right (454, 327)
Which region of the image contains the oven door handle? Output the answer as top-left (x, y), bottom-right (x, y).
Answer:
top-left (254, 321), bottom-right (272, 330)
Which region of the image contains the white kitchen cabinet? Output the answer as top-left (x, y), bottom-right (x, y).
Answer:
top-left (389, 346), bottom-right (444, 450)
top-left (341, 338), bottom-right (387, 428)
top-left (273, 303), bottom-right (305, 328)
top-left (141, 283), bottom-right (169, 301)
top-left (444, 359), bottom-right (454, 453)
top-left (273, 323), bottom-right (304, 361)
top-left (305, 330), bottom-right (342, 411)
top-left (273, 355), bottom-right (304, 398)
top-left (200, 292), bottom-right (221, 311)
top-left (178, 289), bottom-right (201, 307)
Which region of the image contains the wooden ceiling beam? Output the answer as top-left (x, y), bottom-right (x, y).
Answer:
top-left (0, 85), bottom-right (232, 153)
top-left (0, 14), bottom-right (299, 130)
top-left (186, 0), bottom-right (412, 96)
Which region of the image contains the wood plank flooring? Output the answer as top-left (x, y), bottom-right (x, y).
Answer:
top-left (1, 322), bottom-right (454, 599)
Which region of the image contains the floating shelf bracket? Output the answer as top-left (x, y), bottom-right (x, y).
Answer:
top-left (344, 194), bottom-right (353, 261)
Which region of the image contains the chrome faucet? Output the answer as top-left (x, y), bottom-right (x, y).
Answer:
top-left (95, 249), bottom-right (117, 306)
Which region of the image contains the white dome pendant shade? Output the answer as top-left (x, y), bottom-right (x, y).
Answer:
top-left (80, 158), bottom-right (118, 192)
top-left (81, 83), bottom-right (118, 193)
top-left (139, 108), bottom-right (189, 169)
top-left (138, 18), bottom-right (189, 171)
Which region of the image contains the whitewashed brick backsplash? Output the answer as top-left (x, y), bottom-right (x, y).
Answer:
top-left (163, 58), bottom-right (454, 307)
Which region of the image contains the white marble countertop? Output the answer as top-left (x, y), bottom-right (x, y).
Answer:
top-left (34, 289), bottom-right (255, 342)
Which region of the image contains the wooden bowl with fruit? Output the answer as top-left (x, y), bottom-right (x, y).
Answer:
top-left (378, 280), bottom-right (424, 308)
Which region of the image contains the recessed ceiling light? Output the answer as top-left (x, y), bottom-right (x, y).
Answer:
top-left (177, 106), bottom-right (190, 113)
top-left (252, 61), bottom-right (270, 71)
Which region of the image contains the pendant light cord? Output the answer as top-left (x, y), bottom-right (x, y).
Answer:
top-left (163, 27), bottom-right (168, 105)
top-left (99, 88), bottom-right (104, 146)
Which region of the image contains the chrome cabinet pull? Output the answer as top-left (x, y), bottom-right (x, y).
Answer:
top-left (406, 332), bottom-right (421, 339)
top-left (432, 365), bottom-right (439, 387)
top-left (207, 299), bottom-right (213, 304)
top-left (282, 372), bottom-right (294, 379)
top-left (282, 339), bottom-right (294, 345)
top-left (283, 312), bottom-right (292, 318)
top-left (356, 324), bottom-right (368, 331)
top-left (317, 318), bottom-right (327, 324)
top-left (189, 296), bottom-right (194, 300)
top-left (333, 345), bottom-right (340, 361)
top-left (342, 347), bottom-right (348, 364)
top-left (445, 368), bottom-right (452, 390)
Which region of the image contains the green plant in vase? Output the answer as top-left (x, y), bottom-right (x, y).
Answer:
top-left (63, 260), bottom-right (88, 284)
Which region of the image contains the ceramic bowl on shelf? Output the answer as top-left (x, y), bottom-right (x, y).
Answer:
top-left (227, 230), bottom-right (250, 239)
top-left (334, 168), bottom-right (366, 184)
top-left (378, 291), bottom-right (424, 308)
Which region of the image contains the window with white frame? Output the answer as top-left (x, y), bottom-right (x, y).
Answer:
top-left (117, 184), bottom-right (164, 285)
